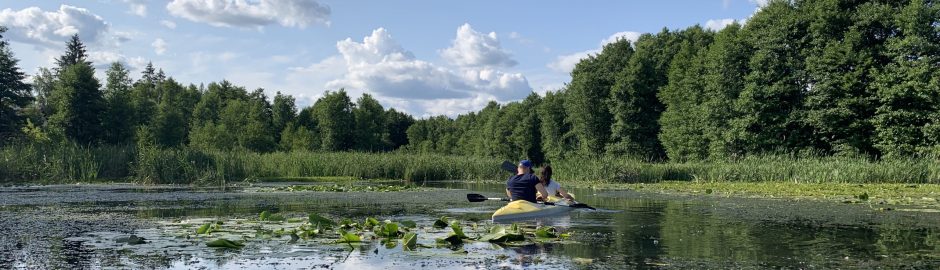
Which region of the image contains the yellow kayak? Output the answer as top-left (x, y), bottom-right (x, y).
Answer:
top-left (491, 200), bottom-right (575, 222)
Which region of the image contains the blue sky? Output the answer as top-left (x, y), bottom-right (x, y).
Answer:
top-left (1, 0), bottom-right (762, 117)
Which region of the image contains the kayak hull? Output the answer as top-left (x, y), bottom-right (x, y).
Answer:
top-left (491, 200), bottom-right (574, 222)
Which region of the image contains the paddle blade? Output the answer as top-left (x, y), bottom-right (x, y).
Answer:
top-left (467, 193), bottom-right (489, 202)
top-left (500, 161), bottom-right (516, 173)
top-left (569, 203), bottom-right (596, 210)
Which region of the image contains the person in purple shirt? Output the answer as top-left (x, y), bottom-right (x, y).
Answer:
top-left (505, 160), bottom-right (550, 203)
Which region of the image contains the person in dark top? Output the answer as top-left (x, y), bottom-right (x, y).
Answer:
top-left (505, 159), bottom-right (550, 203)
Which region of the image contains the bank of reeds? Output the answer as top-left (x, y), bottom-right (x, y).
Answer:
top-left (551, 155), bottom-right (940, 184)
top-left (3, 142), bottom-right (940, 185)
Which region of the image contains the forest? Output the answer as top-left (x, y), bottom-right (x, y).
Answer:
top-left (1, 0), bottom-right (940, 183)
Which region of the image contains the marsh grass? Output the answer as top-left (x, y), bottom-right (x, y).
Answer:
top-left (4, 142), bottom-right (940, 185)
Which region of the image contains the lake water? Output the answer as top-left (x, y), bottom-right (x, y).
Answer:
top-left (0, 181), bottom-right (937, 269)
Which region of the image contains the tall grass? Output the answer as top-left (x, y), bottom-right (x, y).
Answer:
top-left (0, 142), bottom-right (135, 183)
top-left (551, 155), bottom-right (940, 184)
top-left (3, 142), bottom-right (940, 185)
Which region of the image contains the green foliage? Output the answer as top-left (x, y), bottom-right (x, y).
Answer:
top-left (402, 232), bottom-right (417, 250)
top-left (101, 62), bottom-right (135, 145)
top-left (353, 93), bottom-right (388, 151)
top-left (0, 26), bottom-right (32, 144)
top-left (308, 214), bottom-right (335, 229)
top-left (566, 39), bottom-right (633, 156)
top-left (608, 30), bottom-right (681, 160)
top-left (314, 90), bottom-right (355, 151)
top-left (657, 26), bottom-right (714, 160)
top-left (49, 63), bottom-right (105, 145)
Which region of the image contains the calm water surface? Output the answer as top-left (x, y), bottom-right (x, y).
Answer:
top-left (0, 181), bottom-right (937, 269)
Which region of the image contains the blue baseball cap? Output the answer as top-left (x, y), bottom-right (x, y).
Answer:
top-left (519, 160), bottom-right (532, 168)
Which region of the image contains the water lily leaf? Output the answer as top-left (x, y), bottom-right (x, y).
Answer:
top-left (403, 232), bottom-right (417, 250)
top-left (259, 211), bottom-right (271, 221)
top-left (206, 238), bottom-right (244, 249)
top-left (382, 238), bottom-right (398, 249)
top-left (363, 217), bottom-right (380, 229)
top-left (479, 225), bottom-right (525, 243)
top-left (440, 234), bottom-right (464, 246)
top-left (309, 214), bottom-right (335, 229)
top-left (196, 223), bottom-right (212, 234)
top-left (340, 218), bottom-right (360, 230)
top-left (400, 220), bottom-right (417, 229)
top-left (534, 226), bottom-right (557, 238)
top-left (450, 221), bottom-right (466, 238)
top-left (433, 216), bottom-right (449, 229)
top-left (336, 230), bottom-right (361, 243)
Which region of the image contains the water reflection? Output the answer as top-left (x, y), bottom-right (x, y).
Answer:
top-left (2, 182), bottom-right (939, 269)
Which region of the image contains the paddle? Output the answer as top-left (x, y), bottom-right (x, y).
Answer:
top-left (467, 193), bottom-right (509, 202)
top-left (499, 160), bottom-right (516, 173)
top-left (466, 193), bottom-right (596, 210)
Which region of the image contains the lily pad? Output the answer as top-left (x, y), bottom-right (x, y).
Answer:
top-left (206, 238), bottom-right (245, 249)
top-left (363, 217), bottom-right (380, 229)
top-left (534, 226), bottom-right (557, 238)
top-left (196, 223), bottom-right (212, 234)
top-left (336, 230), bottom-right (362, 243)
top-left (403, 232), bottom-right (417, 250)
top-left (433, 216), bottom-right (450, 229)
top-left (400, 220), bottom-right (417, 229)
top-left (308, 213), bottom-right (335, 229)
top-left (479, 225), bottom-right (525, 243)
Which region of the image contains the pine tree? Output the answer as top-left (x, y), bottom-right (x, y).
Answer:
top-left (54, 34), bottom-right (89, 74)
top-left (0, 26), bottom-right (33, 142)
top-left (102, 62), bottom-right (135, 144)
top-left (49, 64), bottom-right (105, 144)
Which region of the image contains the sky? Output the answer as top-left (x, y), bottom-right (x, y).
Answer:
top-left (0, 0), bottom-right (765, 117)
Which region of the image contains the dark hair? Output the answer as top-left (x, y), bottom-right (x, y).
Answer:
top-left (540, 165), bottom-right (552, 186)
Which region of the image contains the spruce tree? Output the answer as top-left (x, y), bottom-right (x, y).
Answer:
top-left (0, 26), bottom-right (33, 142)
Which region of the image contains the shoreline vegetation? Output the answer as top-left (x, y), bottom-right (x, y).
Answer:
top-left (2, 1), bottom-right (940, 211)
top-left (4, 142), bottom-right (939, 208)
top-left (8, 143), bottom-right (940, 185)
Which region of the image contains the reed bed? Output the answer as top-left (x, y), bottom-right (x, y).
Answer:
top-left (3, 142), bottom-right (940, 185)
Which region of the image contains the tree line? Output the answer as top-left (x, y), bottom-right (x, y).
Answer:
top-left (0, 29), bottom-right (414, 153)
top-left (1, 0), bottom-right (939, 164)
top-left (405, 0), bottom-right (940, 163)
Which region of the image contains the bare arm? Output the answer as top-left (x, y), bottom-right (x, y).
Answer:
top-left (558, 187), bottom-right (575, 201)
top-left (506, 189), bottom-right (512, 201)
top-left (535, 183), bottom-right (549, 201)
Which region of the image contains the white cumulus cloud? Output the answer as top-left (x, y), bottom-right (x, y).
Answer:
top-left (440, 23), bottom-right (516, 68)
top-left (0, 5), bottom-right (110, 48)
top-left (122, 0), bottom-right (147, 17)
top-left (166, 0), bottom-right (331, 29)
top-left (152, 38), bottom-right (167, 55)
top-left (705, 18), bottom-right (737, 31)
top-left (324, 27), bottom-right (532, 116)
top-left (548, 31), bottom-right (642, 73)
top-left (160, 20), bottom-right (177, 29)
